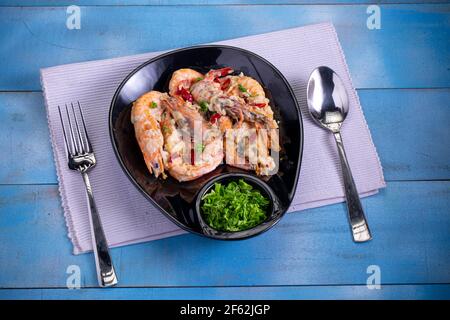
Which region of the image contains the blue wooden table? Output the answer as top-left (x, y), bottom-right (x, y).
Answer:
top-left (0, 1), bottom-right (449, 300)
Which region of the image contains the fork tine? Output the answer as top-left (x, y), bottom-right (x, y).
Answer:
top-left (77, 101), bottom-right (92, 153)
top-left (70, 102), bottom-right (87, 154)
top-left (57, 105), bottom-right (72, 156)
top-left (65, 104), bottom-right (81, 154)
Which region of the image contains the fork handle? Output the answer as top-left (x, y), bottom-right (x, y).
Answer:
top-left (82, 172), bottom-right (118, 287)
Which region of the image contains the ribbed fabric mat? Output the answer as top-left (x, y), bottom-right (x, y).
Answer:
top-left (41, 23), bottom-right (385, 254)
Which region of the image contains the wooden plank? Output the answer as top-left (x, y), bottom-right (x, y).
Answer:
top-left (0, 181), bottom-right (449, 288)
top-left (1, 1), bottom-right (445, 6)
top-left (0, 4), bottom-right (448, 90)
top-left (0, 93), bottom-right (57, 184)
top-left (1, 284), bottom-right (450, 300)
top-left (1, 89), bottom-right (448, 185)
top-left (362, 88), bottom-right (450, 180)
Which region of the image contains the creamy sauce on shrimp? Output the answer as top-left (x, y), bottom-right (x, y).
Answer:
top-left (131, 67), bottom-right (279, 181)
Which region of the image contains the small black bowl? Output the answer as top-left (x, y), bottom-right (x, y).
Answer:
top-left (195, 173), bottom-right (282, 240)
top-left (109, 45), bottom-right (303, 240)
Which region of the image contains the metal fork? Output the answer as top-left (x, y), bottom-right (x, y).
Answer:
top-left (58, 102), bottom-right (118, 287)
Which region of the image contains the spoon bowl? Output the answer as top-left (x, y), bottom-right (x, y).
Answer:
top-left (307, 66), bottom-right (349, 132)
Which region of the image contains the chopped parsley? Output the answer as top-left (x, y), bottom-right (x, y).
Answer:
top-left (199, 101), bottom-right (209, 112)
top-left (195, 143), bottom-right (205, 153)
top-left (195, 77), bottom-right (204, 82)
top-left (201, 179), bottom-right (269, 232)
top-left (238, 84), bottom-right (247, 93)
top-left (149, 101), bottom-right (158, 109)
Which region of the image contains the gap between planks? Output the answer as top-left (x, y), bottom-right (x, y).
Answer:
top-left (1, 282), bottom-right (450, 290)
top-left (1, 2), bottom-right (449, 8)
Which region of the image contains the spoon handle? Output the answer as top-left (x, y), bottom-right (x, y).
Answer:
top-left (333, 131), bottom-right (372, 242)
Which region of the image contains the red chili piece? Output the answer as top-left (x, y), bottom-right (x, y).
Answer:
top-left (218, 67), bottom-right (233, 77)
top-left (177, 87), bottom-right (193, 102)
top-left (210, 113), bottom-right (221, 124)
top-left (220, 78), bottom-right (231, 90)
top-left (251, 103), bottom-right (266, 108)
top-left (209, 67), bottom-right (233, 82)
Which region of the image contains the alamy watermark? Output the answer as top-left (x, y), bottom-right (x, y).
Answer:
top-left (66, 5), bottom-right (81, 30)
top-left (66, 264), bottom-right (81, 289)
top-left (366, 265), bottom-right (381, 290)
top-left (366, 5), bottom-right (381, 30)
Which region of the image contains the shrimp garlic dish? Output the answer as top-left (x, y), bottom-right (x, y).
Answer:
top-left (131, 67), bottom-right (279, 182)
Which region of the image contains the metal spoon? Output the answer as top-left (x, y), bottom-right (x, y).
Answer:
top-left (307, 66), bottom-right (372, 242)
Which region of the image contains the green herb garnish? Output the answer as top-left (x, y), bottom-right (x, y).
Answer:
top-left (201, 179), bottom-right (269, 232)
top-left (195, 143), bottom-right (205, 153)
top-left (238, 84), bottom-right (247, 93)
top-left (199, 101), bottom-right (209, 112)
top-left (195, 77), bottom-right (204, 82)
top-left (149, 101), bottom-right (158, 109)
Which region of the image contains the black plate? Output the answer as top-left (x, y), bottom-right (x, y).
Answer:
top-left (109, 45), bottom-right (303, 240)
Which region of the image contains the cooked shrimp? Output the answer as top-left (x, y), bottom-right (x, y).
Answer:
top-left (224, 122), bottom-right (257, 171)
top-left (229, 75), bottom-right (276, 124)
top-left (168, 68), bottom-right (204, 98)
top-left (222, 74), bottom-right (280, 151)
top-left (190, 67), bottom-right (234, 114)
top-left (191, 70), bottom-right (277, 129)
top-left (191, 68), bottom-right (279, 152)
top-left (225, 121), bottom-right (276, 175)
top-left (254, 125), bottom-right (277, 175)
top-left (225, 75), bottom-right (264, 98)
top-left (190, 80), bottom-right (222, 111)
top-left (131, 91), bottom-right (169, 178)
top-left (133, 68), bottom-right (279, 180)
top-left (160, 96), bottom-right (223, 182)
top-left (216, 115), bottom-right (233, 133)
top-left (223, 97), bottom-right (280, 153)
